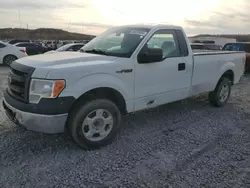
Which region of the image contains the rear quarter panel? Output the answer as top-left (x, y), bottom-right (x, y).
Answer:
top-left (6, 45), bottom-right (26, 59)
top-left (190, 52), bottom-right (245, 96)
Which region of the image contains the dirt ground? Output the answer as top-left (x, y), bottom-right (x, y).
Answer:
top-left (1, 66), bottom-right (250, 188)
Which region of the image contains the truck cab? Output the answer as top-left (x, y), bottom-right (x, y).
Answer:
top-left (3, 25), bottom-right (245, 149)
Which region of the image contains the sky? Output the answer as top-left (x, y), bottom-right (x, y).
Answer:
top-left (0, 0), bottom-right (249, 36)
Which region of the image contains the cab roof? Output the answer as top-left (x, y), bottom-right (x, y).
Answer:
top-left (115, 24), bottom-right (183, 30)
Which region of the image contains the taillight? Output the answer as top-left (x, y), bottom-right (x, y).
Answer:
top-left (20, 49), bottom-right (26, 54)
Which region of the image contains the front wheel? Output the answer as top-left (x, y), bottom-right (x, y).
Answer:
top-left (68, 99), bottom-right (121, 149)
top-left (208, 77), bottom-right (231, 107)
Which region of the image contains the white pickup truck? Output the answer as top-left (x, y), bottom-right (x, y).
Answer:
top-left (3, 25), bottom-right (245, 149)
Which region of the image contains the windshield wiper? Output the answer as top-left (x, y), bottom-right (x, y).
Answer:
top-left (84, 49), bottom-right (109, 56)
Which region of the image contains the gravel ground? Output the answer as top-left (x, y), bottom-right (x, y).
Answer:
top-left (1, 66), bottom-right (250, 188)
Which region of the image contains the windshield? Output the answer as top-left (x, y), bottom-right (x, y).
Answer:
top-left (56, 44), bottom-right (72, 51)
top-left (81, 27), bottom-right (150, 57)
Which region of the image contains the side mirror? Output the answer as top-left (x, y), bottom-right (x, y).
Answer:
top-left (137, 48), bottom-right (163, 64)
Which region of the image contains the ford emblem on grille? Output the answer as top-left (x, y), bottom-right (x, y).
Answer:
top-left (8, 76), bottom-right (12, 84)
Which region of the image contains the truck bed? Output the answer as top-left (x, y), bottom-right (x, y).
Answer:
top-left (193, 50), bottom-right (244, 56)
top-left (190, 51), bottom-right (245, 96)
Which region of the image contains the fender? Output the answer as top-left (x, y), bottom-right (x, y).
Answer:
top-left (60, 73), bottom-right (133, 105)
top-left (209, 61), bottom-right (235, 91)
top-left (219, 61), bottom-right (235, 80)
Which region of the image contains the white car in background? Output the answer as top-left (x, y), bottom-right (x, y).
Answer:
top-left (0, 41), bottom-right (27, 65)
top-left (44, 43), bottom-right (85, 54)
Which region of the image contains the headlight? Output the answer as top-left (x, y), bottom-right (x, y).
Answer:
top-left (29, 79), bottom-right (65, 104)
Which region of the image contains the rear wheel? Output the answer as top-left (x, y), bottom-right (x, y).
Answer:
top-left (3, 55), bottom-right (17, 66)
top-left (67, 99), bottom-right (121, 149)
top-left (208, 77), bottom-right (231, 107)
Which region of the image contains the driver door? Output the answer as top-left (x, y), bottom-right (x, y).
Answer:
top-left (134, 29), bottom-right (192, 111)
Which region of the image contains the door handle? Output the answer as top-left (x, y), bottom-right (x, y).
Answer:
top-left (178, 63), bottom-right (186, 71)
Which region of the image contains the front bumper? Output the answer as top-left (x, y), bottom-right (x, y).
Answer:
top-left (3, 98), bottom-right (68, 134)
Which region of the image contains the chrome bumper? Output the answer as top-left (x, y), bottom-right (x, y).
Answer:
top-left (3, 99), bottom-right (67, 134)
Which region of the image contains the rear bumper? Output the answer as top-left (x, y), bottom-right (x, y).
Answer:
top-left (3, 98), bottom-right (67, 134)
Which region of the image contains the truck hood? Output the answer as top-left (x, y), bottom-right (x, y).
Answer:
top-left (16, 52), bottom-right (118, 68)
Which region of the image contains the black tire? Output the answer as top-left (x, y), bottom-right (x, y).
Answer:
top-left (3, 55), bottom-right (17, 66)
top-left (67, 99), bottom-right (121, 149)
top-left (208, 77), bottom-right (231, 107)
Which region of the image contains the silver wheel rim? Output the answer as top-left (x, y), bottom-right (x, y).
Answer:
top-left (4, 56), bottom-right (16, 65)
top-left (82, 109), bottom-right (114, 142)
top-left (219, 84), bottom-right (229, 102)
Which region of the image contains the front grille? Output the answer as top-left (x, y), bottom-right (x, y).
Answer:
top-left (7, 62), bottom-right (35, 103)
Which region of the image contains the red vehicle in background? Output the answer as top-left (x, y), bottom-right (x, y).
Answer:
top-left (222, 42), bottom-right (250, 72)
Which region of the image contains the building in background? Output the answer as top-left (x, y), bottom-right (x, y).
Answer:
top-left (188, 36), bottom-right (237, 48)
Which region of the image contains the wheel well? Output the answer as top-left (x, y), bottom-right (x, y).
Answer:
top-left (70, 87), bottom-right (127, 115)
top-left (221, 70), bottom-right (234, 84)
top-left (4, 54), bottom-right (17, 59)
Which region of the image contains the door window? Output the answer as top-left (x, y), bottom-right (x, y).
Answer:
top-left (72, 45), bottom-right (84, 51)
top-left (0, 43), bottom-right (6, 48)
top-left (66, 46), bottom-right (74, 51)
top-left (142, 30), bottom-right (181, 59)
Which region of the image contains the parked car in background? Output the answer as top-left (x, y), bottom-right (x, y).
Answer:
top-left (222, 42), bottom-right (250, 51)
top-left (14, 42), bottom-right (48, 56)
top-left (45, 41), bottom-right (57, 50)
top-left (191, 43), bottom-right (222, 52)
top-left (73, 41), bottom-right (83, 43)
top-left (0, 41), bottom-right (27, 65)
top-left (57, 41), bottom-right (70, 48)
top-left (45, 43), bottom-right (85, 54)
top-left (222, 42), bottom-right (250, 72)
top-left (8, 39), bottom-right (31, 45)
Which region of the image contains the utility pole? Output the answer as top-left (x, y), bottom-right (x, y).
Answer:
top-left (18, 10), bottom-right (21, 28)
top-left (27, 24), bottom-right (28, 30)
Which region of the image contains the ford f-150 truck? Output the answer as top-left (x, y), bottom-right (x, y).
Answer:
top-left (3, 25), bottom-right (245, 149)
